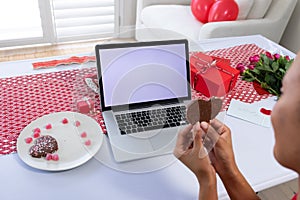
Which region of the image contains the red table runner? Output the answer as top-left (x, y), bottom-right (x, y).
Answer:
top-left (0, 43), bottom-right (270, 155)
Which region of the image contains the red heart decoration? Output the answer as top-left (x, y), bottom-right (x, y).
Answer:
top-left (208, 0), bottom-right (239, 22)
top-left (252, 81), bottom-right (270, 95)
top-left (260, 108), bottom-right (272, 115)
top-left (191, 0), bottom-right (215, 23)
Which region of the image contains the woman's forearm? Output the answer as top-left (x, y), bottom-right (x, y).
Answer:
top-left (197, 173), bottom-right (218, 200)
top-left (199, 179), bottom-right (218, 200)
top-left (219, 166), bottom-right (259, 200)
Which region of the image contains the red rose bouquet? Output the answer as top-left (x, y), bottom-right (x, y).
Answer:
top-left (237, 52), bottom-right (294, 97)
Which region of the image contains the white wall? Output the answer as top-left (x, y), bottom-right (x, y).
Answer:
top-left (280, 0), bottom-right (300, 53)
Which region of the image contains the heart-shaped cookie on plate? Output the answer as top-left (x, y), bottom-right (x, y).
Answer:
top-left (186, 97), bottom-right (223, 124)
top-left (29, 135), bottom-right (58, 158)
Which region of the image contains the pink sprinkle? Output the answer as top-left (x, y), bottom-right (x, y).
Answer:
top-left (46, 153), bottom-right (52, 161)
top-left (33, 128), bottom-right (41, 138)
top-left (25, 137), bottom-right (33, 144)
top-left (33, 132), bottom-right (40, 138)
top-left (45, 124), bottom-right (52, 130)
top-left (80, 132), bottom-right (87, 138)
top-left (85, 140), bottom-right (91, 146)
top-left (33, 128), bottom-right (41, 134)
top-left (75, 121), bottom-right (81, 127)
top-left (62, 118), bottom-right (68, 124)
top-left (52, 154), bottom-right (59, 161)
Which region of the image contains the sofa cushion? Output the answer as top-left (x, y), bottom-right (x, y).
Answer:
top-left (235, 0), bottom-right (254, 20)
top-left (141, 5), bottom-right (203, 40)
top-left (247, 0), bottom-right (273, 19)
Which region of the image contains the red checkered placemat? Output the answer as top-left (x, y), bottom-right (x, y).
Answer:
top-left (0, 43), bottom-right (271, 155)
top-left (0, 67), bottom-right (104, 154)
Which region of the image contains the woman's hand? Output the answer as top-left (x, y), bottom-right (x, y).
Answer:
top-left (173, 122), bottom-right (216, 185)
top-left (200, 119), bottom-right (238, 178)
top-left (174, 122), bottom-right (218, 199)
top-left (201, 119), bottom-right (259, 200)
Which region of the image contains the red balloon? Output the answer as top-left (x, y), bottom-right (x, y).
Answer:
top-left (191, 0), bottom-right (215, 23)
top-left (208, 0), bottom-right (239, 22)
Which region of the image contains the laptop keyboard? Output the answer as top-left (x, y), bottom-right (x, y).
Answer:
top-left (115, 105), bottom-right (187, 135)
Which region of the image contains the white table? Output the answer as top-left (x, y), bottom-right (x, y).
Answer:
top-left (0, 35), bottom-right (297, 200)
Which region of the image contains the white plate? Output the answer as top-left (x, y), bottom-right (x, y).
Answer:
top-left (17, 111), bottom-right (103, 171)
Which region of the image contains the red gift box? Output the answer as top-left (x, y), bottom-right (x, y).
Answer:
top-left (76, 98), bottom-right (95, 114)
top-left (190, 52), bottom-right (239, 97)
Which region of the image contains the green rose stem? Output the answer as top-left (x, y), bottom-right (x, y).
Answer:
top-left (243, 70), bottom-right (280, 97)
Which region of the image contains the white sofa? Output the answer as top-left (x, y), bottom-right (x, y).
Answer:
top-left (135, 0), bottom-right (297, 43)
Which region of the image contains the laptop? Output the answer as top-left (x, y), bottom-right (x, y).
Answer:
top-left (95, 39), bottom-right (191, 162)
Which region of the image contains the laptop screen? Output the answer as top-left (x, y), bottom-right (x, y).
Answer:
top-left (96, 40), bottom-right (190, 111)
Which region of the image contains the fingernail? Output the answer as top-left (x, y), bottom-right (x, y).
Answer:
top-left (194, 122), bottom-right (201, 131)
top-left (200, 121), bottom-right (209, 129)
top-left (198, 146), bottom-right (208, 159)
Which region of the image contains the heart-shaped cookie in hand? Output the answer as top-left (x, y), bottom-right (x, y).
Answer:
top-left (186, 97), bottom-right (222, 124)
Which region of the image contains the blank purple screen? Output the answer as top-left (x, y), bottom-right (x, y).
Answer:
top-left (99, 43), bottom-right (188, 107)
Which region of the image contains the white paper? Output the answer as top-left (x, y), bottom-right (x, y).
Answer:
top-left (226, 97), bottom-right (277, 127)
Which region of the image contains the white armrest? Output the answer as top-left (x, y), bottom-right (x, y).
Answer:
top-left (200, 0), bottom-right (297, 43)
top-left (199, 19), bottom-right (280, 43)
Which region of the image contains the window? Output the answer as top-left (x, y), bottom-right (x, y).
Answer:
top-left (0, 0), bottom-right (118, 48)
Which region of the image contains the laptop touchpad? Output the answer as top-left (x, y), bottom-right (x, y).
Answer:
top-left (149, 128), bottom-right (178, 151)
